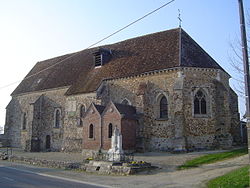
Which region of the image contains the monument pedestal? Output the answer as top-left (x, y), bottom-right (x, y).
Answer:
top-left (108, 127), bottom-right (124, 162)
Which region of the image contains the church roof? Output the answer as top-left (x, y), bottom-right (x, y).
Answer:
top-left (113, 103), bottom-right (137, 119)
top-left (12, 28), bottom-right (227, 96)
top-left (93, 104), bottom-right (106, 115)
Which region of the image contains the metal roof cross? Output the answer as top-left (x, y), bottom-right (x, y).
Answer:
top-left (178, 9), bottom-right (182, 28)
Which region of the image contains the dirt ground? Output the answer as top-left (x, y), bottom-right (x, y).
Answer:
top-left (1, 148), bottom-right (249, 187)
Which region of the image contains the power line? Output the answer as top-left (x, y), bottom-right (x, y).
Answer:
top-left (87, 0), bottom-right (176, 49)
top-left (0, 0), bottom-right (176, 91)
top-left (0, 81), bottom-right (21, 90)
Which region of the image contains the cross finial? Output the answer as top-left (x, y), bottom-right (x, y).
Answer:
top-left (178, 9), bottom-right (182, 28)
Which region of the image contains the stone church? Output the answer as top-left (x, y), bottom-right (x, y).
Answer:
top-left (4, 28), bottom-right (241, 154)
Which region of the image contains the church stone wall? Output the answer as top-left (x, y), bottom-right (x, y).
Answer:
top-left (5, 87), bottom-right (68, 151)
top-left (182, 69), bottom-right (218, 150)
top-left (5, 67), bottom-right (240, 153)
top-left (63, 93), bottom-right (100, 152)
top-left (4, 99), bottom-right (22, 147)
top-left (229, 89), bottom-right (241, 144)
top-left (182, 68), bottom-right (239, 150)
top-left (103, 69), bottom-right (179, 151)
top-left (101, 68), bottom-right (239, 151)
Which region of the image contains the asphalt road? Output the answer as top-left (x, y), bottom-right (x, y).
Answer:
top-left (0, 164), bottom-right (108, 188)
top-left (0, 152), bottom-right (247, 188)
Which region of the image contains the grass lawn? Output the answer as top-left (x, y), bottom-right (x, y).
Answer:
top-left (178, 148), bottom-right (248, 169)
top-left (206, 165), bottom-right (249, 188)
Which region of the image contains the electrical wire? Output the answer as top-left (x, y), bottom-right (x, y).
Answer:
top-left (0, 0), bottom-right (176, 90)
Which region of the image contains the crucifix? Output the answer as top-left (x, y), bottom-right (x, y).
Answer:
top-left (178, 9), bottom-right (182, 28)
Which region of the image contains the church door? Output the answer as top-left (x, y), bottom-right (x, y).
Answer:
top-left (46, 135), bottom-right (51, 150)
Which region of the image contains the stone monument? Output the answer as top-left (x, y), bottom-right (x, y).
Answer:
top-left (107, 127), bottom-right (124, 162)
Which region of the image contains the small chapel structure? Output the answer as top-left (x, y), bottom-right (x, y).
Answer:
top-left (4, 28), bottom-right (241, 154)
top-left (82, 101), bottom-right (137, 152)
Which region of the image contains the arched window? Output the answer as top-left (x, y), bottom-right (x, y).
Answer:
top-left (22, 113), bottom-right (27, 130)
top-left (108, 123), bottom-right (113, 138)
top-left (46, 135), bottom-right (51, 149)
top-left (160, 96), bottom-right (168, 118)
top-left (89, 124), bottom-right (94, 138)
top-left (194, 90), bottom-right (207, 115)
top-left (54, 109), bottom-right (61, 128)
top-left (121, 99), bottom-right (131, 105)
top-left (79, 105), bottom-right (85, 125)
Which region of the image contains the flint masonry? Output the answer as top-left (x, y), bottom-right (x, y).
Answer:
top-left (4, 28), bottom-right (241, 155)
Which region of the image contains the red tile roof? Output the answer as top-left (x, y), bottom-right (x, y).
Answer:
top-left (11, 28), bottom-right (227, 96)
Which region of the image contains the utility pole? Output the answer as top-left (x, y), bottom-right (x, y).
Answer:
top-left (238, 0), bottom-right (250, 163)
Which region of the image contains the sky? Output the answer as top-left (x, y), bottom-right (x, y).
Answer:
top-left (0, 0), bottom-right (249, 130)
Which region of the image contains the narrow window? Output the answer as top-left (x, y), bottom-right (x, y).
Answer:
top-left (194, 90), bottom-right (207, 115)
top-left (89, 124), bottom-right (94, 138)
top-left (160, 96), bottom-right (168, 118)
top-left (46, 135), bottom-right (51, 149)
top-left (55, 109), bottom-right (61, 128)
top-left (201, 98), bottom-right (207, 114)
top-left (22, 113), bottom-right (27, 130)
top-left (194, 97), bottom-right (200, 114)
top-left (93, 49), bottom-right (112, 67)
top-left (108, 123), bottom-right (113, 138)
top-left (94, 52), bottom-right (102, 67)
top-left (79, 105), bottom-right (85, 126)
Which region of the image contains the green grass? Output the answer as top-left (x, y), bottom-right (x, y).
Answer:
top-left (206, 166), bottom-right (249, 188)
top-left (178, 148), bottom-right (248, 169)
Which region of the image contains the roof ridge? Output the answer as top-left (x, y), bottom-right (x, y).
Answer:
top-left (12, 28), bottom-right (229, 96)
top-left (38, 28), bottom-right (181, 64)
top-left (180, 29), bottom-right (229, 76)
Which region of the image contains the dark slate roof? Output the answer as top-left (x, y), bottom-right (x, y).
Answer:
top-left (12, 28), bottom-right (227, 96)
top-left (113, 103), bottom-right (136, 119)
top-left (180, 30), bottom-right (224, 70)
top-left (94, 104), bottom-right (106, 114)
